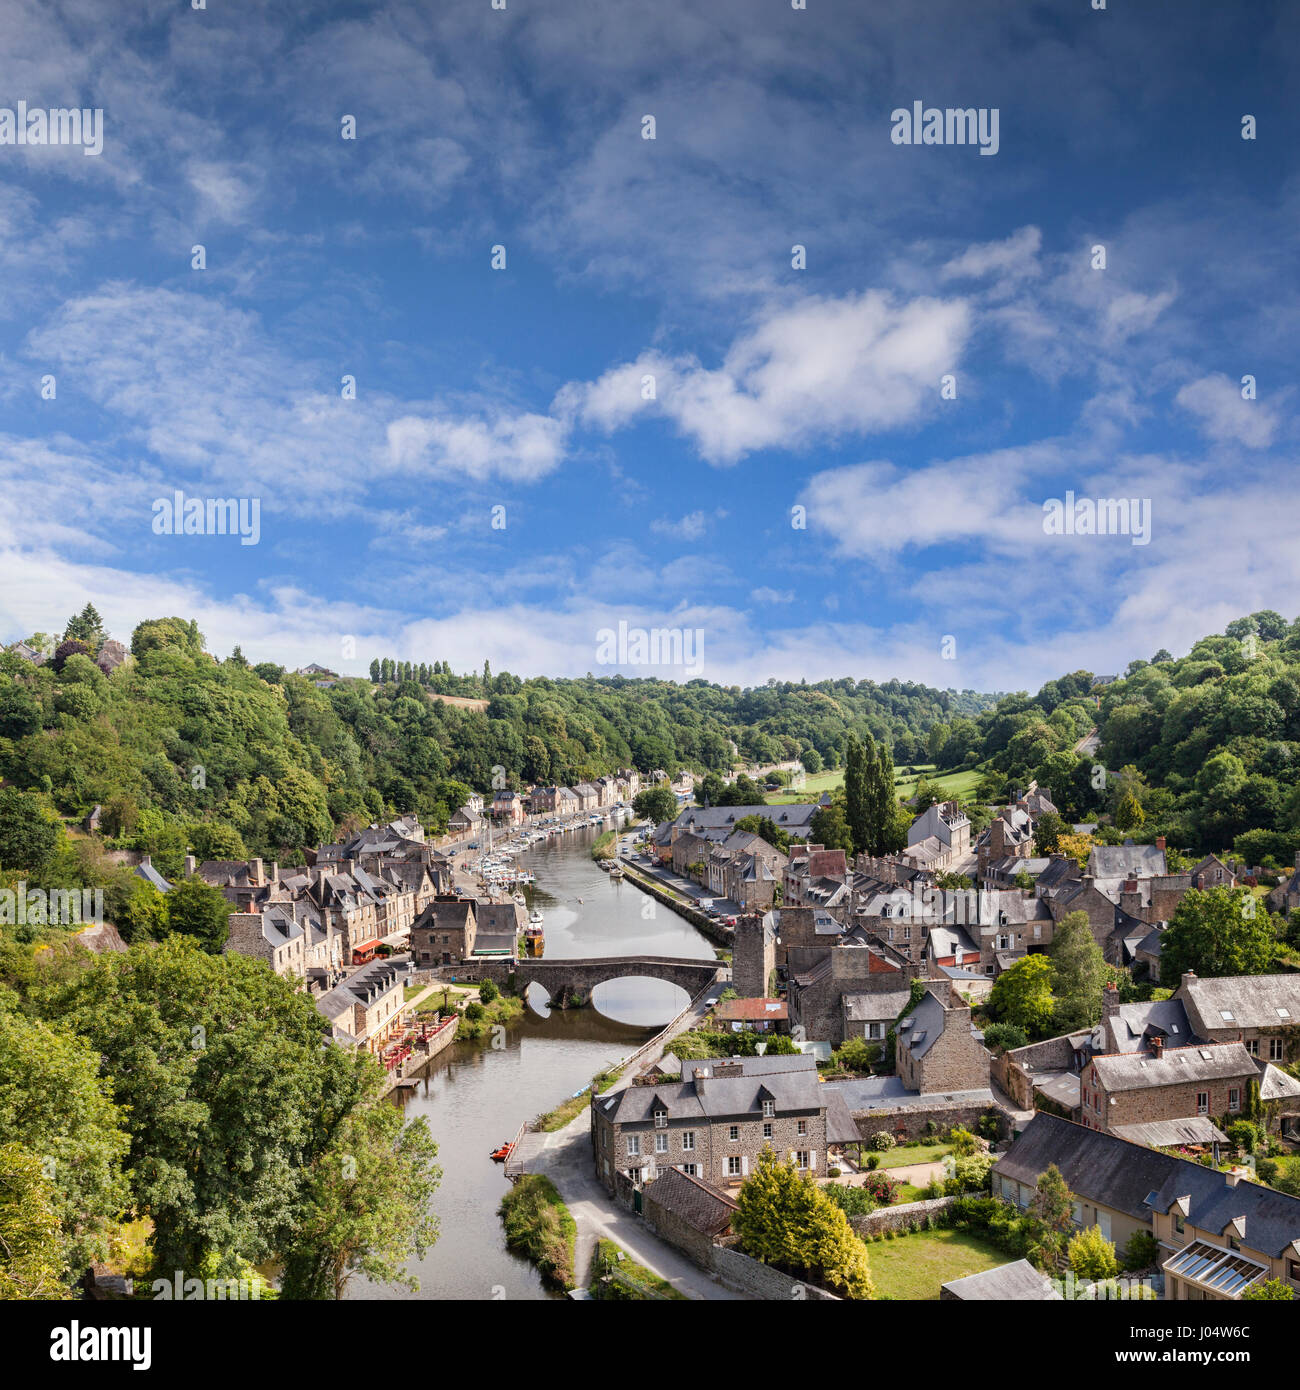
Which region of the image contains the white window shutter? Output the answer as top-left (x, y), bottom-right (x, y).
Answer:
top-left (810, 1151), bottom-right (817, 1171)
top-left (741, 1155), bottom-right (749, 1176)
top-left (790, 1151), bottom-right (797, 1164)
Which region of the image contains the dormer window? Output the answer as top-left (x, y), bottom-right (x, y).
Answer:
top-left (653, 1108), bottom-right (667, 1129)
top-left (762, 1099), bottom-right (775, 1118)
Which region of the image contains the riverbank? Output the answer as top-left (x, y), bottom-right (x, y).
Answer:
top-left (616, 858), bottom-right (733, 948)
top-left (499, 1174), bottom-right (578, 1291)
top-left (591, 828), bottom-right (616, 860)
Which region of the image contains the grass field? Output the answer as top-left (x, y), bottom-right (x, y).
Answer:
top-left (867, 1227), bottom-right (1006, 1301)
top-left (766, 762), bottom-right (989, 807)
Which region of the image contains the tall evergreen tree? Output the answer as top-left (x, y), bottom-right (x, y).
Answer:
top-left (369, 659), bottom-right (380, 682)
top-left (844, 734), bottom-right (870, 855)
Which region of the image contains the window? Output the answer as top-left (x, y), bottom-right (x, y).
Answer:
top-left (901, 926), bottom-right (911, 942)
top-left (1196, 1091), bottom-right (1209, 1115)
top-left (1246, 1038), bottom-right (1260, 1057)
top-left (1270, 1038), bottom-right (1285, 1061)
top-left (681, 1131), bottom-right (695, 1152)
top-left (1174, 1212), bottom-right (1185, 1235)
top-left (729, 1125), bottom-right (739, 1141)
top-left (1228, 1088), bottom-right (1241, 1113)
top-left (763, 1122), bottom-right (772, 1139)
top-left (1288, 1259), bottom-right (1300, 1283)
top-left (727, 1155), bottom-right (742, 1177)
top-left (1071, 1200), bottom-right (1083, 1227)
top-left (762, 1099), bottom-right (775, 1118)
top-left (601, 1128), bottom-right (608, 1150)
top-left (795, 1151), bottom-right (809, 1170)
top-left (797, 1119), bottom-right (808, 1137)
top-left (626, 1135), bottom-right (640, 1156)
top-left (653, 1108), bottom-right (667, 1129)
top-left (682, 1163), bottom-right (697, 1177)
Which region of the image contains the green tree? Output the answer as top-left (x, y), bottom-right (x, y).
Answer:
top-left (40, 938), bottom-right (372, 1277)
top-left (632, 787), bottom-right (678, 823)
top-left (63, 604), bottom-right (106, 652)
top-left (0, 1012), bottom-right (130, 1276)
top-left (1049, 910), bottom-right (1108, 1032)
top-left (278, 1091), bottom-right (440, 1299)
top-left (0, 1142), bottom-right (70, 1300)
top-left (987, 955), bottom-right (1056, 1038)
top-left (734, 815), bottom-right (791, 853)
top-left (1158, 887), bottom-right (1277, 988)
top-left (809, 799), bottom-right (854, 854)
top-left (1033, 810), bottom-right (1066, 857)
top-left (733, 1148), bottom-right (874, 1299)
top-left (1068, 1223), bottom-right (1119, 1281)
top-left (163, 875), bottom-right (234, 953)
top-left (981, 1022), bottom-right (1028, 1052)
top-left (0, 788), bottom-right (59, 875)
top-left (1115, 790), bottom-right (1145, 832)
top-left (844, 734), bottom-right (871, 855)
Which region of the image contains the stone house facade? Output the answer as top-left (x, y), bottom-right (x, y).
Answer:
top-left (1175, 971), bottom-right (1300, 1067)
top-left (592, 1055), bottom-right (828, 1192)
top-left (1079, 1039), bottom-right (1258, 1135)
top-left (895, 980), bottom-right (990, 1093)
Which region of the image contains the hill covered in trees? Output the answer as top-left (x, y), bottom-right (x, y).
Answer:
top-left (930, 609), bottom-right (1300, 862)
top-left (0, 609), bottom-right (994, 873)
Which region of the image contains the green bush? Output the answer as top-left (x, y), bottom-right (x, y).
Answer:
top-left (869, 1132), bottom-right (895, 1151)
top-left (866, 1154), bottom-right (880, 1171)
top-left (463, 1001), bottom-right (485, 1023)
top-left (1225, 1119), bottom-right (1261, 1154)
top-left (1122, 1230), bottom-right (1160, 1272)
top-left (478, 979), bottom-right (500, 1005)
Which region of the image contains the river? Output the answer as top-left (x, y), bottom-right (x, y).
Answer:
top-left (345, 819), bottom-right (718, 1300)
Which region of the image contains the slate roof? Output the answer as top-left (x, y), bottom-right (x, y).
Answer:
top-left (1091, 1042), bottom-right (1257, 1091)
top-left (602, 1066), bottom-right (823, 1123)
top-left (942, 1259), bottom-right (1061, 1301)
top-left (673, 804), bottom-right (820, 834)
top-left (643, 1167), bottom-right (737, 1234)
top-left (1088, 843), bottom-right (1167, 879)
top-left (1104, 998), bottom-right (1198, 1054)
top-left (897, 991), bottom-right (948, 1058)
top-left (1111, 1117), bottom-right (1228, 1148)
top-left (842, 988), bottom-right (914, 1022)
top-left (1180, 974), bottom-right (1300, 1034)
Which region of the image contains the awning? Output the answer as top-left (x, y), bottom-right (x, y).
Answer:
top-left (352, 939), bottom-right (382, 952)
top-left (1163, 1241), bottom-right (1267, 1298)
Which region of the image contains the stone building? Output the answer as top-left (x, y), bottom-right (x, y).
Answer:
top-left (592, 1054), bottom-right (828, 1192)
top-left (640, 1167), bottom-right (737, 1266)
top-left (787, 939), bottom-right (916, 1046)
top-left (895, 980), bottom-right (989, 1093)
top-left (731, 912), bottom-right (776, 999)
top-left (411, 895), bottom-right (478, 966)
top-left (1079, 1039), bottom-right (1258, 1135)
top-left (1175, 971), bottom-right (1300, 1067)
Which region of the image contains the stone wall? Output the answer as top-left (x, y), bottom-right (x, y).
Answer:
top-left (708, 1243), bottom-right (840, 1301)
top-left (847, 1096), bottom-right (1007, 1144)
top-left (991, 1034), bottom-right (1078, 1110)
top-left (848, 1195), bottom-right (961, 1237)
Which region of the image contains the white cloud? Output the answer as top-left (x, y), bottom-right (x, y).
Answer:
top-left (558, 290), bottom-right (972, 464)
top-left (1175, 373), bottom-right (1279, 449)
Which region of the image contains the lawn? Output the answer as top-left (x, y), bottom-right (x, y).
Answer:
top-left (867, 1227), bottom-right (1007, 1301)
top-left (893, 765), bottom-right (988, 803)
top-left (871, 1141), bottom-right (952, 1170)
top-left (765, 768), bottom-right (844, 804)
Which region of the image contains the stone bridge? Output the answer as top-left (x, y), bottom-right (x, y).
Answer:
top-left (476, 955), bottom-right (724, 1007)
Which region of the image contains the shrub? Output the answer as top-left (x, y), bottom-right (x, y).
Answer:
top-left (1256, 1157), bottom-right (1279, 1185)
top-left (463, 1001), bottom-right (485, 1023)
top-left (1225, 1119), bottom-right (1261, 1154)
top-left (869, 1132), bottom-right (895, 1151)
top-left (478, 979), bottom-right (500, 1005)
top-left (1068, 1224), bottom-right (1119, 1281)
top-left (947, 1126), bottom-right (977, 1157)
top-left (1122, 1230), bottom-right (1160, 1272)
top-left (981, 1022), bottom-right (1029, 1053)
top-left (859, 1172), bottom-right (901, 1206)
top-left (866, 1155), bottom-right (880, 1171)
top-left (826, 1167), bottom-right (841, 1178)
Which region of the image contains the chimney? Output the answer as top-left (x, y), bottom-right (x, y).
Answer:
top-left (1180, 970), bottom-right (1198, 993)
top-left (184, 854), bottom-right (196, 875)
top-left (252, 857), bottom-right (264, 885)
top-left (1102, 982), bottom-right (1121, 1021)
top-left (269, 862), bottom-right (280, 883)
top-left (1156, 836), bottom-right (1166, 851)
top-left (1150, 1034), bottom-right (1165, 1059)
top-left (140, 853), bottom-right (152, 867)
top-left (927, 978), bottom-right (953, 1008)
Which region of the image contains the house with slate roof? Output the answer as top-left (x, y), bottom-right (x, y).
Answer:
top-left (896, 978), bottom-right (990, 1094)
top-left (994, 1113), bottom-right (1300, 1300)
top-left (592, 1053), bottom-right (827, 1193)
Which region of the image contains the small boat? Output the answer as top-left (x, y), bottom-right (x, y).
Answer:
top-left (529, 908), bottom-right (544, 926)
top-left (609, 863), bottom-right (625, 880)
top-left (489, 1141), bottom-right (515, 1163)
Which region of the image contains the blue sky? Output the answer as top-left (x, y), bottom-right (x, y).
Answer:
top-left (1, 0), bottom-right (1297, 693)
